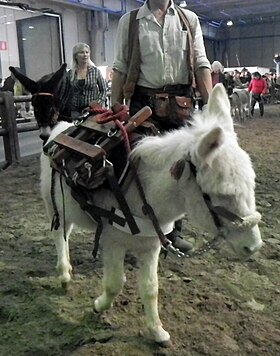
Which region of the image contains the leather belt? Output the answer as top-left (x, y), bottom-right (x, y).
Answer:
top-left (134, 84), bottom-right (192, 96)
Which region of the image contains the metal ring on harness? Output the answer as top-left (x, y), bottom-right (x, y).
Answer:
top-left (108, 128), bottom-right (118, 137)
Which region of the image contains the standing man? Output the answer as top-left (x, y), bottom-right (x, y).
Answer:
top-left (111, 0), bottom-right (212, 253)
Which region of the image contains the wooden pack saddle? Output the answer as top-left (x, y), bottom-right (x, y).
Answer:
top-left (44, 106), bottom-right (152, 191)
top-left (43, 106), bottom-right (153, 244)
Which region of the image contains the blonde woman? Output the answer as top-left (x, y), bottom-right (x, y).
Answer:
top-left (69, 43), bottom-right (107, 115)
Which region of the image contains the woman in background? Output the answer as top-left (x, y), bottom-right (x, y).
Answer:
top-left (248, 71), bottom-right (267, 117)
top-left (211, 61), bottom-right (226, 88)
top-left (69, 43), bottom-right (107, 116)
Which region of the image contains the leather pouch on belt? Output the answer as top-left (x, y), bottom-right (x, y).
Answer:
top-left (154, 93), bottom-right (169, 117)
top-left (170, 96), bottom-right (192, 121)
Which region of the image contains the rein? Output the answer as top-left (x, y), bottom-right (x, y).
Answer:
top-left (130, 159), bottom-right (185, 258)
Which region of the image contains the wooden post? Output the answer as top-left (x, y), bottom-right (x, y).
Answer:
top-left (0, 91), bottom-right (21, 164)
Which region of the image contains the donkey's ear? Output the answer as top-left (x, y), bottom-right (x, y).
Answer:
top-left (9, 66), bottom-right (38, 94)
top-left (47, 63), bottom-right (67, 92)
top-left (206, 83), bottom-right (234, 132)
top-left (197, 126), bottom-right (224, 159)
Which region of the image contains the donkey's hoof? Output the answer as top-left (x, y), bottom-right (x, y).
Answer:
top-left (93, 305), bottom-right (99, 314)
top-left (157, 339), bottom-right (173, 348)
top-left (61, 280), bottom-right (70, 290)
top-left (139, 329), bottom-right (172, 347)
top-left (94, 297), bottom-right (113, 313)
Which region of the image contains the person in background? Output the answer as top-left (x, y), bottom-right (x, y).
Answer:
top-left (248, 71), bottom-right (267, 117)
top-left (211, 60), bottom-right (227, 88)
top-left (1, 68), bottom-right (30, 117)
top-left (269, 72), bottom-right (276, 103)
top-left (0, 73), bottom-right (15, 93)
top-left (224, 71), bottom-right (234, 96)
top-left (68, 43), bottom-right (107, 117)
top-left (240, 67), bottom-right (251, 86)
top-left (111, 0), bottom-right (212, 253)
top-left (233, 69), bottom-right (243, 88)
top-left (262, 73), bottom-right (272, 104)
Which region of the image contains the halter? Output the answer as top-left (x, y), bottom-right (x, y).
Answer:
top-left (157, 158), bottom-right (262, 258)
top-left (32, 92), bottom-right (60, 128)
top-left (202, 192), bottom-right (262, 231)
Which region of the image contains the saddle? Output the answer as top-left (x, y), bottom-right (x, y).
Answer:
top-left (43, 105), bottom-right (153, 252)
top-left (45, 105), bottom-right (151, 188)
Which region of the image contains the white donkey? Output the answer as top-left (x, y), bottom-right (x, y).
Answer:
top-left (39, 84), bottom-right (262, 346)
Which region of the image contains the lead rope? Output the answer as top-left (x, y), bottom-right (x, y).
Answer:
top-left (129, 159), bottom-right (184, 258)
top-left (113, 120), bottom-right (170, 248)
top-left (115, 120), bottom-right (184, 257)
top-left (109, 118), bottom-right (175, 251)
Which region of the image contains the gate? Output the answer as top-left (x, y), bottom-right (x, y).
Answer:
top-left (0, 91), bottom-right (38, 169)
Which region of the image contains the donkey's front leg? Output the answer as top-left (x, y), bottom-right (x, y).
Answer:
top-left (137, 244), bottom-right (171, 346)
top-left (94, 242), bottom-right (126, 312)
top-left (53, 222), bottom-right (73, 288)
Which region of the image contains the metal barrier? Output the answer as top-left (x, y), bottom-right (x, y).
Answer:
top-left (0, 92), bottom-right (38, 169)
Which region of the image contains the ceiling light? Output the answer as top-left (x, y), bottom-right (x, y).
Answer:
top-left (226, 20), bottom-right (233, 26)
top-left (179, 1), bottom-right (187, 8)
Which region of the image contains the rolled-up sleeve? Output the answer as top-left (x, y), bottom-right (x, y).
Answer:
top-left (186, 11), bottom-right (211, 72)
top-left (112, 13), bottom-right (130, 74)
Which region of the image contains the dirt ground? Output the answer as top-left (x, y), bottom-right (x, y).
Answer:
top-left (0, 104), bottom-right (280, 356)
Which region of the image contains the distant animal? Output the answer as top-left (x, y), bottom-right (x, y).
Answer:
top-left (229, 88), bottom-right (250, 121)
top-left (8, 68), bottom-right (264, 347)
top-left (9, 64), bottom-right (72, 140)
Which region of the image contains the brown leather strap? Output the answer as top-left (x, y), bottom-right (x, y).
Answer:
top-left (70, 187), bottom-right (126, 226)
top-left (175, 4), bottom-right (195, 88)
top-left (106, 165), bottom-right (140, 235)
top-left (129, 159), bottom-right (170, 248)
top-left (124, 9), bottom-right (140, 101)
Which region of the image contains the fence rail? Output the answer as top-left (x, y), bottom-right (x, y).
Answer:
top-left (0, 92), bottom-right (38, 169)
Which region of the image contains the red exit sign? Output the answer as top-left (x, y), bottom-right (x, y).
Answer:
top-left (0, 41), bottom-right (8, 50)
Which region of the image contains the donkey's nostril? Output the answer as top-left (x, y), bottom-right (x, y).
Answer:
top-left (39, 126), bottom-right (51, 142)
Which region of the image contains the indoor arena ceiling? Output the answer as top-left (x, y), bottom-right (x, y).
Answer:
top-left (2, 1), bottom-right (280, 28)
top-left (173, 0), bottom-right (280, 27)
